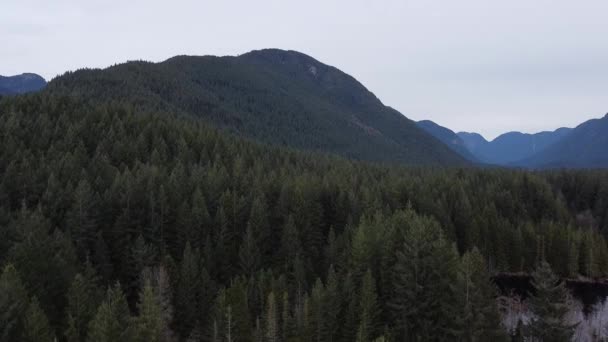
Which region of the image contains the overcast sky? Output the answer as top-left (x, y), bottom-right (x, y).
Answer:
top-left (2, 0), bottom-right (607, 139)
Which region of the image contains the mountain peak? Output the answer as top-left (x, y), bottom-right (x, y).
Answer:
top-left (0, 73), bottom-right (46, 95)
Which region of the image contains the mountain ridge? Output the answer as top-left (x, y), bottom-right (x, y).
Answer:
top-left (0, 73), bottom-right (46, 95)
top-left (46, 49), bottom-right (468, 166)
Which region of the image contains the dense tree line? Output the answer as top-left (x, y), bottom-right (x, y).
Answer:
top-left (0, 94), bottom-right (606, 341)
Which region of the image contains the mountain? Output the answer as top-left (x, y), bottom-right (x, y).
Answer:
top-left (458, 132), bottom-right (489, 157)
top-left (517, 114), bottom-right (608, 168)
top-left (0, 73), bottom-right (46, 95)
top-left (457, 127), bottom-right (572, 165)
top-left (416, 120), bottom-right (477, 161)
top-left (46, 49), bottom-right (468, 166)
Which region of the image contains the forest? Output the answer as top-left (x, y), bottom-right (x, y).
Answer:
top-left (1, 93), bottom-right (608, 341)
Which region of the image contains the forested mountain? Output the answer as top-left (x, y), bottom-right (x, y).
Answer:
top-left (457, 127), bottom-right (572, 165)
top-left (1, 90), bottom-right (607, 341)
top-left (45, 49), bottom-right (467, 166)
top-left (517, 114), bottom-right (608, 168)
top-left (416, 120), bottom-right (477, 161)
top-left (0, 73), bottom-right (46, 95)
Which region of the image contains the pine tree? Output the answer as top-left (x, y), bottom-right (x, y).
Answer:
top-left (23, 297), bottom-right (55, 342)
top-left (67, 178), bottom-right (98, 258)
top-left (340, 272), bottom-right (359, 342)
top-left (323, 265), bottom-right (340, 342)
top-left (265, 291), bottom-right (279, 342)
top-left (389, 214), bottom-right (460, 341)
top-left (239, 224), bottom-right (261, 276)
top-left (0, 264), bottom-right (29, 342)
top-left (132, 280), bottom-right (163, 342)
top-left (527, 261), bottom-right (578, 341)
top-left (456, 248), bottom-right (507, 342)
top-left (65, 263), bottom-right (103, 342)
top-left (248, 194), bottom-right (271, 264)
top-left (309, 278), bottom-right (325, 342)
top-left (357, 269), bottom-right (379, 342)
top-left (175, 242), bottom-right (200, 337)
top-left (225, 279), bottom-right (251, 341)
top-left (281, 291), bottom-right (295, 341)
top-left (87, 283), bottom-right (133, 342)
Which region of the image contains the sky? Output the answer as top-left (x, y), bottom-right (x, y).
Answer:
top-left (2, 0), bottom-right (608, 140)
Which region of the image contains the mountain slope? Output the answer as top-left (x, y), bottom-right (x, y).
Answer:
top-left (517, 114), bottom-right (608, 168)
top-left (46, 49), bottom-right (467, 166)
top-left (457, 128), bottom-right (572, 165)
top-left (0, 73), bottom-right (46, 95)
top-left (416, 120), bottom-right (477, 161)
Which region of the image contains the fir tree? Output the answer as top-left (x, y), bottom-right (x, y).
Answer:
top-left (65, 264), bottom-right (103, 342)
top-left (23, 297), bottom-right (55, 342)
top-left (456, 248), bottom-right (507, 341)
top-left (87, 283), bottom-right (132, 342)
top-left (527, 261), bottom-right (578, 341)
top-left (0, 264), bottom-right (29, 342)
top-left (389, 214), bottom-right (460, 341)
top-left (357, 269), bottom-right (379, 342)
top-left (265, 292), bottom-right (279, 342)
top-left (175, 242), bottom-right (200, 337)
top-left (132, 280), bottom-right (163, 342)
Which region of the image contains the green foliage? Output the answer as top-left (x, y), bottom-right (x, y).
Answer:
top-left (132, 280), bottom-right (163, 342)
top-left (87, 283), bottom-right (132, 342)
top-left (527, 261), bottom-right (577, 341)
top-left (0, 264), bottom-right (29, 342)
top-left (357, 269), bottom-right (379, 342)
top-left (175, 242), bottom-right (200, 337)
top-left (456, 248), bottom-right (507, 342)
top-left (23, 297), bottom-right (55, 342)
top-left (389, 212), bottom-right (460, 341)
top-left (0, 87), bottom-right (607, 341)
top-left (65, 263), bottom-right (103, 342)
top-left (48, 50), bottom-right (467, 166)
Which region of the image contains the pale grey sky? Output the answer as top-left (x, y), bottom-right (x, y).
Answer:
top-left (2, 0), bottom-right (607, 139)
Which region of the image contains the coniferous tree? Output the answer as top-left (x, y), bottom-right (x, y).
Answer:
top-left (132, 280), bottom-right (163, 342)
top-left (65, 263), bottom-right (103, 342)
top-left (456, 248), bottom-right (507, 342)
top-left (389, 213), bottom-right (460, 341)
top-left (527, 261), bottom-right (577, 341)
top-left (239, 224), bottom-right (261, 277)
top-left (87, 283), bottom-right (132, 342)
top-left (0, 264), bottom-right (29, 342)
top-left (323, 265), bottom-right (340, 342)
top-left (357, 269), bottom-right (379, 342)
top-left (175, 242), bottom-right (200, 337)
top-left (265, 291), bottom-right (279, 342)
top-left (23, 297), bottom-right (55, 342)
top-left (309, 278), bottom-right (325, 342)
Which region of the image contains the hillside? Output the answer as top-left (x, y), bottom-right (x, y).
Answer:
top-left (1, 92), bottom-right (608, 341)
top-left (518, 114), bottom-right (608, 168)
top-left (46, 49), bottom-right (467, 166)
top-left (417, 120), bottom-right (477, 161)
top-left (0, 73), bottom-right (46, 95)
top-left (458, 127), bottom-right (572, 165)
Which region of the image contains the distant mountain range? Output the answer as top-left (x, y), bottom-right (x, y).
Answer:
top-left (46, 49), bottom-right (468, 166)
top-left (6, 53), bottom-right (605, 169)
top-left (420, 115), bottom-right (608, 168)
top-left (0, 73), bottom-right (46, 95)
top-left (514, 114), bottom-right (608, 168)
top-left (416, 120), bottom-right (477, 162)
top-left (457, 127), bottom-right (573, 165)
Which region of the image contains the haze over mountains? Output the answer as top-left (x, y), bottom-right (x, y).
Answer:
top-left (6, 49), bottom-right (607, 169)
top-left (0, 73), bottom-right (46, 95)
top-left (419, 115), bottom-right (608, 168)
top-left (457, 127), bottom-right (574, 165)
